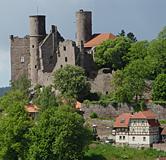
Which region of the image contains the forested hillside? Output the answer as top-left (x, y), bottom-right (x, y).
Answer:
top-left (0, 86), bottom-right (10, 97)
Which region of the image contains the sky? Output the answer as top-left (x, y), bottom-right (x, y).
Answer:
top-left (1, 0), bottom-right (166, 87)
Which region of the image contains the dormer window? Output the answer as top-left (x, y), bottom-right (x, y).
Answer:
top-left (120, 119), bottom-right (125, 123)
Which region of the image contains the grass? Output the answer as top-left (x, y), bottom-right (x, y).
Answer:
top-left (159, 120), bottom-right (166, 124)
top-left (83, 143), bottom-right (166, 160)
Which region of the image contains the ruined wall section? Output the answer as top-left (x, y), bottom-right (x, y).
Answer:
top-left (88, 69), bottom-right (114, 94)
top-left (10, 35), bottom-right (30, 80)
top-left (53, 40), bottom-right (76, 71)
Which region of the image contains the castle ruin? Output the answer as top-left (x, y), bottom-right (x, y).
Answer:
top-left (10, 9), bottom-right (116, 94)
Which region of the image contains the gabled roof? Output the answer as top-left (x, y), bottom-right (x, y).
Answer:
top-left (130, 111), bottom-right (158, 119)
top-left (84, 33), bottom-right (116, 48)
top-left (114, 113), bottom-right (131, 127)
top-left (114, 111), bottom-right (160, 128)
top-left (24, 104), bottom-right (39, 113)
top-left (161, 127), bottom-right (166, 135)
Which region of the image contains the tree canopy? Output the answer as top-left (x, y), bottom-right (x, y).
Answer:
top-left (94, 37), bottom-right (132, 70)
top-left (151, 74), bottom-right (166, 101)
top-left (10, 74), bottom-right (31, 95)
top-left (28, 106), bottom-right (93, 160)
top-left (0, 99), bottom-right (33, 160)
top-left (53, 64), bottom-right (91, 101)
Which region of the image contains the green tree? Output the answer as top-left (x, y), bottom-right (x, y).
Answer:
top-left (146, 38), bottom-right (166, 79)
top-left (123, 40), bottom-right (148, 62)
top-left (0, 90), bottom-right (29, 112)
top-left (151, 74), bottom-right (166, 101)
top-left (32, 85), bottom-right (59, 122)
top-left (52, 64), bottom-right (91, 101)
top-left (0, 100), bottom-right (33, 159)
top-left (10, 74), bottom-right (31, 95)
top-left (28, 106), bottom-right (93, 160)
top-left (117, 29), bottom-right (137, 43)
top-left (110, 60), bottom-right (151, 102)
top-left (94, 37), bottom-right (132, 70)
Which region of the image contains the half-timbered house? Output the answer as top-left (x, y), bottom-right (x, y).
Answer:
top-left (114, 111), bottom-right (160, 147)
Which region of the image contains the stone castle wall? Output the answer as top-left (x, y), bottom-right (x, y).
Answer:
top-left (10, 35), bottom-right (30, 80)
top-left (81, 102), bottom-right (166, 120)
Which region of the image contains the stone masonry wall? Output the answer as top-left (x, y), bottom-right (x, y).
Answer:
top-left (81, 103), bottom-right (166, 120)
top-left (10, 35), bottom-right (30, 80)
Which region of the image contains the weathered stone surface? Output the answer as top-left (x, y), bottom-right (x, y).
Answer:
top-left (82, 103), bottom-right (166, 120)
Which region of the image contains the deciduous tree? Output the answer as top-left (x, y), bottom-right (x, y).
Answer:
top-left (53, 64), bottom-right (91, 101)
top-left (28, 106), bottom-right (93, 160)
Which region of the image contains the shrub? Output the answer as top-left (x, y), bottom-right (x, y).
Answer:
top-left (83, 99), bottom-right (90, 103)
top-left (90, 112), bottom-right (98, 118)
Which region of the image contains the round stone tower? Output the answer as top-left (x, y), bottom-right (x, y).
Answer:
top-left (76, 9), bottom-right (92, 47)
top-left (29, 15), bottom-right (46, 86)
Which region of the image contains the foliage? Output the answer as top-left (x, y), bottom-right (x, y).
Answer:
top-left (0, 101), bottom-right (33, 160)
top-left (53, 64), bottom-right (91, 101)
top-left (124, 40), bottom-right (148, 62)
top-left (0, 90), bottom-right (29, 113)
top-left (0, 86), bottom-right (10, 97)
top-left (110, 59), bottom-right (151, 102)
top-left (94, 37), bottom-right (132, 70)
top-left (159, 120), bottom-right (166, 124)
top-left (117, 29), bottom-right (137, 43)
top-left (28, 106), bottom-right (93, 160)
top-left (90, 112), bottom-right (98, 118)
top-left (151, 73), bottom-right (166, 101)
top-left (83, 144), bottom-right (166, 160)
top-left (10, 74), bottom-right (31, 95)
top-left (32, 85), bottom-right (59, 122)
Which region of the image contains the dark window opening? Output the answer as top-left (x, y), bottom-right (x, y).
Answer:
top-left (64, 46), bottom-right (66, 51)
top-left (87, 71), bottom-right (89, 77)
top-left (35, 65), bottom-right (37, 68)
top-left (106, 91), bottom-right (108, 94)
top-left (65, 57), bottom-right (67, 62)
top-left (58, 54), bottom-right (60, 57)
top-left (60, 65), bottom-right (63, 68)
top-left (49, 56), bottom-right (53, 64)
top-left (32, 45), bottom-right (34, 48)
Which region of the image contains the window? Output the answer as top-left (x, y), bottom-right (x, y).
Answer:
top-left (132, 127), bottom-right (135, 132)
top-left (132, 137), bottom-right (135, 141)
top-left (21, 57), bottom-right (24, 63)
top-left (119, 128), bottom-right (121, 132)
top-left (64, 46), bottom-right (66, 51)
top-left (120, 119), bottom-right (125, 123)
top-left (119, 136), bottom-right (122, 140)
top-left (133, 120), bottom-right (136, 124)
top-left (141, 120), bottom-right (144, 124)
top-left (142, 128), bottom-right (146, 132)
top-left (65, 57), bottom-right (67, 62)
top-left (32, 45), bottom-right (34, 48)
top-left (156, 128), bottom-right (158, 131)
top-left (60, 65), bottom-right (63, 68)
top-left (122, 128), bottom-right (125, 132)
top-left (143, 137), bottom-right (146, 141)
top-left (123, 136), bottom-right (125, 140)
top-left (35, 65), bottom-right (37, 68)
top-left (58, 54), bottom-right (60, 57)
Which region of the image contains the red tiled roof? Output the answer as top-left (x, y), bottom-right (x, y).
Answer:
top-left (158, 157), bottom-right (166, 160)
top-left (114, 111), bottom-right (160, 128)
top-left (24, 104), bottom-right (39, 113)
top-left (147, 119), bottom-right (160, 127)
top-left (113, 113), bottom-right (131, 127)
top-left (84, 33), bottom-right (116, 48)
top-left (161, 127), bottom-right (166, 135)
top-left (130, 111), bottom-right (158, 119)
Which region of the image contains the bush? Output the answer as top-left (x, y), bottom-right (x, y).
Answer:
top-left (83, 99), bottom-right (90, 103)
top-left (90, 112), bottom-right (98, 118)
